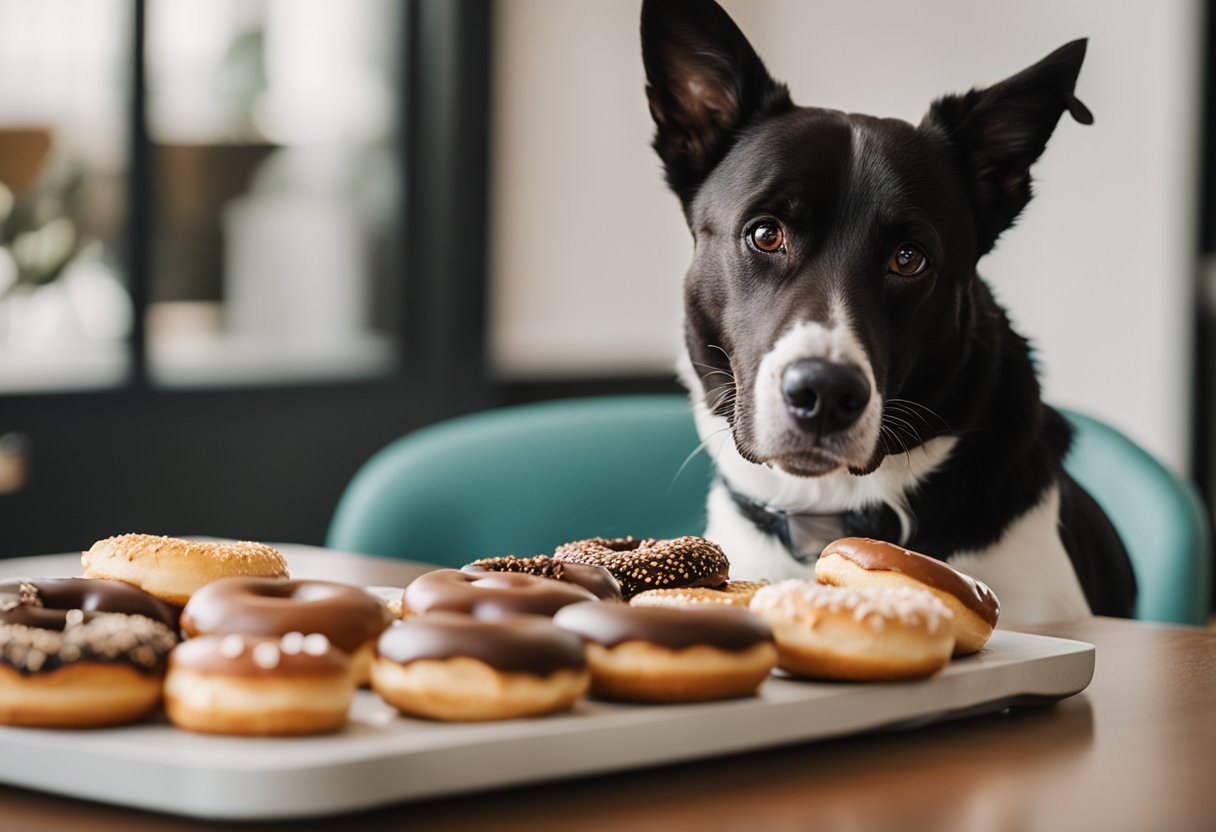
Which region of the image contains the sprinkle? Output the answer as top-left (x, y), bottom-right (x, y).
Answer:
top-left (553, 536), bottom-right (729, 598)
top-left (252, 642), bottom-right (281, 669)
top-left (302, 633), bottom-right (330, 656)
top-left (280, 631), bottom-right (305, 654)
top-left (64, 609), bottom-right (84, 627)
top-left (219, 634), bottom-right (246, 659)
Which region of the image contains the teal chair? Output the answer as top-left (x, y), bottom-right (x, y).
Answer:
top-left (327, 396), bottom-right (713, 567)
top-left (328, 395), bottom-right (1211, 625)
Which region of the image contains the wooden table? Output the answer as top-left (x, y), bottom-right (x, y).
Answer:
top-left (0, 545), bottom-right (1212, 830)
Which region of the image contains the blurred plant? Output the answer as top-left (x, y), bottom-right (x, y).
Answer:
top-left (0, 159), bottom-right (84, 299)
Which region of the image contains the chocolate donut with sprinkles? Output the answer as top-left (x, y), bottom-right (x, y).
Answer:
top-left (553, 536), bottom-right (730, 598)
top-left (463, 555), bottom-right (622, 600)
top-left (0, 578), bottom-right (180, 727)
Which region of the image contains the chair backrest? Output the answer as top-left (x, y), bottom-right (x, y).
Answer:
top-left (328, 396), bottom-right (1212, 625)
top-left (1060, 410), bottom-right (1211, 625)
top-left (327, 395), bottom-right (712, 567)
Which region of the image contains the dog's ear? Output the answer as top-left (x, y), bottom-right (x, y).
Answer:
top-left (641, 0), bottom-right (791, 204)
top-left (923, 39), bottom-right (1093, 256)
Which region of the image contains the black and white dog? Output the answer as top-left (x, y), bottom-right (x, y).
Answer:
top-left (641, 0), bottom-right (1136, 623)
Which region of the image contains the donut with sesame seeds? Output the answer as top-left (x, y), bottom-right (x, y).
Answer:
top-left (0, 578), bottom-right (179, 727)
top-left (749, 580), bottom-right (955, 681)
top-left (180, 578), bottom-right (393, 686)
top-left (82, 534), bottom-right (289, 610)
top-left (552, 536), bottom-right (730, 598)
top-left (630, 581), bottom-right (767, 609)
top-left (165, 632), bottom-right (354, 736)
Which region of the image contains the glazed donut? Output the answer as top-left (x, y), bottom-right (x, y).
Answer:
top-left (552, 601), bottom-right (776, 702)
top-left (165, 633), bottom-right (354, 736)
top-left (405, 569), bottom-right (597, 620)
top-left (463, 555), bottom-right (622, 601)
top-left (0, 579), bottom-right (178, 727)
top-left (82, 534), bottom-right (289, 608)
top-left (180, 578), bottom-right (393, 686)
top-left (749, 580), bottom-right (955, 681)
top-left (815, 537), bottom-right (1000, 655)
top-left (372, 613), bottom-right (589, 721)
top-left (631, 581), bottom-right (767, 609)
top-left (553, 536), bottom-right (730, 598)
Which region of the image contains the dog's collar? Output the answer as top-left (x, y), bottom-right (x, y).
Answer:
top-left (719, 477), bottom-right (842, 566)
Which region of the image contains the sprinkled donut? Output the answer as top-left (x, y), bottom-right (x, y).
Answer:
top-left (165, 632), bottom-right (354, 736)
top-left (815, 537), bottom-right (1000, 655)
top-left (463, 555), bottom-right (622, 600)
top-left (180, 578), bottom-right (393, 686)
top-left (553, 601), bottom-right (776, 702)
top-left (553, 536), bottom-right (730, 598)
top-left (0, 579), bottom-right (179, 727)
top-left (82, 534), bottom-right (289, 608)
top-left (631, 581), bottom-right (767, 609)
top-left (405, 569), bottom-right (597, 620)
top-left (372, 613), bottom-right (589, 721)
top-left (749, 580), bottom-right (955, 681)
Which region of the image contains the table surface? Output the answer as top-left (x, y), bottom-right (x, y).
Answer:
top-left (1, 544), bottom-right (1213, 831)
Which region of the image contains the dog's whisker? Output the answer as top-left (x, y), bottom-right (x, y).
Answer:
top-left (668, 425), bottom-right (732, 494)
top-left (691, 360), bottom-right (735, 379)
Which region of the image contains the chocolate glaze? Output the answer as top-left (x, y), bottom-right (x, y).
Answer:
top-left (376, 613), bottom-right (586, 675)
top-left (822, 538), bottom-right (1000, 626)
top-left (0, 578), bottom-right (179, 631)
top-left (553, 601), bottom-right (772, 652)
top-left (553, 536), bottom-right (730, 598)
top-left (180, 578), bottom-right (393, 652)
top-left (405, 570), bottom-right (597, 620)
top-left (463, 556), bottom-right (623, 601)
top-left (170, 634), bottom-right (349, 678)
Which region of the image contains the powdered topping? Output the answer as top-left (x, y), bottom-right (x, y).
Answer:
top-left (280, 631), bottom-right (305, 655)
top-left (302, 633), bottom-right (330, 656)
top-left (750, 581), bottom-right (953, 634)
top-left (0, 612), bottom-right (178, 675)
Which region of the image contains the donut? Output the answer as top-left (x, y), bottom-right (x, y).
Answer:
top-left (372, 613), bottom-right (589, 721)
top-left (552, 601), bottom-right (776, 702)
top-left (552, 536), bottom-right (730, 598)
top-left (82, 534), bottom-right (289, 608)
top-left (0, 579), bottom-right (179, 727)
top-left (463, 555), bottom-right (622, 601)
top-left (815, 537), bottom-right (1000, 655)
top-left (365, 586), bottom-right (415, 619)
top-left (165, 633), bottom-right (354, 736)
top-left (405, 569), bottom-right (597, 620)
top-left (749, 580), bottom-right (955, 681)
top-left (630, 581), bottom-right (767, 609)
top-left (180, 578), bottom-right (393, 685)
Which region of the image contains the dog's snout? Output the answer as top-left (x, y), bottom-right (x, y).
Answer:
top-left (780, 360), bottom-right (871, 434)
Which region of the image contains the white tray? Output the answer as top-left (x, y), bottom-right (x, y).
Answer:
top-left (0, 630), bottom-right (1093, 820)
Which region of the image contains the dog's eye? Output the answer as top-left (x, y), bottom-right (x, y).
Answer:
top-left (888, 244), bottom-right (928, 276)
top-left (747, 220), bottom-right (785, 254)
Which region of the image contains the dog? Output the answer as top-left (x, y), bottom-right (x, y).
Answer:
top-left (640, 0), bottom-right (1136, 623)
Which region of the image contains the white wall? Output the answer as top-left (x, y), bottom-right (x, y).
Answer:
top-left (489, 0), bottom-right (1202, 475)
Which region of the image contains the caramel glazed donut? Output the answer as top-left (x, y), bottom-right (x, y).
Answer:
top-left (405, 569), bottom-right (598, 619)
top-left (0, 579), bottom-right (179, 727)
top-left (553, 601), bottom-right (776, 702)
top-left (166, 633), bottom-right (354, 736)
top-left (82, 534), bottom-right (289, 608)
top-left (749, 581), bottom-right (955, 681)
top-left (815, 537), bottom-right (1000, 655)
top-left (180, 578), bottom-right (393, 685)
top-left (373, 612), bottom-right (589, 721)
top-left (553, 536), bottom-right (730, 598)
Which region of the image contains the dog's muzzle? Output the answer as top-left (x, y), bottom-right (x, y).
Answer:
top-left (780, 359), bottom-right (871, 435)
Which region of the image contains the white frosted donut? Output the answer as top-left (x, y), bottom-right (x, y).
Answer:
top-left (82, 534), bottom-right (289, 608)
top-left (815, 537), bottom-right (1000, 655)
top-left (749, 581), bottom-right (955, 681)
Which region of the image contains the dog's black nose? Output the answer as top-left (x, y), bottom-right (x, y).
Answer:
top-left (781, 360), bottom-right (871, 434)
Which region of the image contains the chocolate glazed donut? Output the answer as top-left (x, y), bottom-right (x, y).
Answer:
top-left (553, 536), bottom-right (730, 598)
top-left (405, 570), bottom-right (598, 619)
top-left (180, 578), bottom-right (393, 685)
top-left (462, 555), bottom-right (623, 601)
